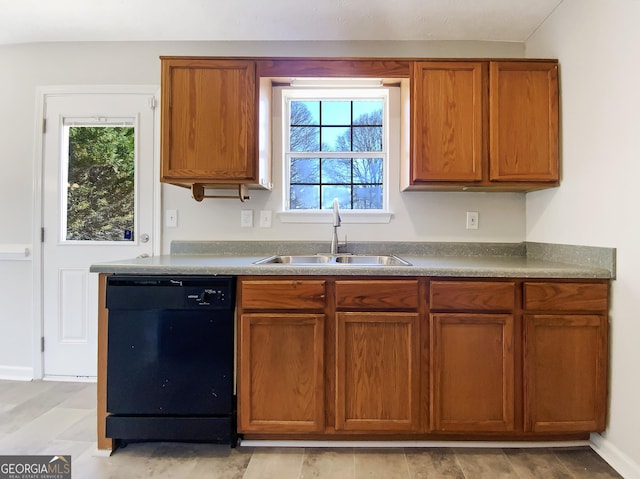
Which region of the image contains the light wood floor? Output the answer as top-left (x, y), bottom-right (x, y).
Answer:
top-left (0, 380), bottom-right (622, 479)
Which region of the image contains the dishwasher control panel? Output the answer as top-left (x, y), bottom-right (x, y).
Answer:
top-left (185, 287), bottom-right (230, 307)
top-left (106, 276), bottom-right (235, 311)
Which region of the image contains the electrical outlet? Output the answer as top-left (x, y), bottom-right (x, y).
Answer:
top-left (240, 210), bottom-right (253, 228)
top-left (259, 210), bottom-right (272, 228)
top-left (466, 211), bottom-right (479, 229)
top-left (165, 209), bottom-right (178, 228)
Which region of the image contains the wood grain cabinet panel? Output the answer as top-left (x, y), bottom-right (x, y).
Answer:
top-left (430, 281), bottom-right (515, 311)
top-left (160, 58), bottom-right (257, 184)
top-left (335, 280), bottom-right (419, 310)
top-left (489, 61), bottom-right (559, 182)
top-left (335, 312), bottom-right (421, 432)
top-left (411, 61), bottom-right (485, 182)
top-left (240, 280), bottom-right (326, 310)
top-left (524, 282), bottom-right (608, 311)
top-left (238, 313), bottom-right (325, 433)
top-left (524, 314), bottom-right (607, 433)
top-left (431, 313), bottom-right (515, 432)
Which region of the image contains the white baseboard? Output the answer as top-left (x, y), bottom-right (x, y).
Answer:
top-left (591, 433), bottom-right (640, 479)
top-left (0, 365), bottom-right (34, 381)
top-left (241, 439), bottom-right (590, 449)
top-left (44, 375), bottom-right (96, 383)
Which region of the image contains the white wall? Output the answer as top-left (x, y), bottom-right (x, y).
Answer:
top-left (526, 0), bottom-right (640, 476)
top-left (0, 40), bottom-right (527, 377)
top-left (0, 260), bottom-right (33, 379)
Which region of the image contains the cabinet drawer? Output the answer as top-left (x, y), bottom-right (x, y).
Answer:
top-left (430, 281), bottom-right (515, 311)
top-left (524, 282), bottom-right (608, 311)
top-left (335, 280), bottom-right (419, 310)
top-left (241, 280), bottom-right (326, 310)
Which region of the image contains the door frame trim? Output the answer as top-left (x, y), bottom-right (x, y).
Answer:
top-left (32, 85), bottom-right (161, 379)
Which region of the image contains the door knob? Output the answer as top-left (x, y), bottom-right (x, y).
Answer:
top-left (140, 233), bottom-right (150, 243)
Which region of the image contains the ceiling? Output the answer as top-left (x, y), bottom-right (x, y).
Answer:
top-left (0, 0), bottom-right (563, 46)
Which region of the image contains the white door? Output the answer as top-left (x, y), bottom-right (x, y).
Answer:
top-left (42, 91), bottom-right (157, 378)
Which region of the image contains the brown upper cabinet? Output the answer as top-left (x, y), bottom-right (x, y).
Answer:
top-left (408, 60), bottom-right (559, 191)
top-left (160, 57), bottom-right (271, 198)
top-left (411, 61), bottom-right (485, 183)
top-left (489, 62), bottom-right (559, 183)
top-left (160, 56), bottom-right (559, 198)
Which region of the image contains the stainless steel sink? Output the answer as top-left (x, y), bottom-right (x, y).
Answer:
top-left (253, 254), bottom-right (411, 266)
top-left (334, 255), bottom-right (411, 266)
top-left (253, 255), bottom-right (333, 264)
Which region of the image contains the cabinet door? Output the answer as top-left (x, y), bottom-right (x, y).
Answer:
top-left (335, 312), bottom-right (421, 432)
top-left (524, 314), bottom-right (607, 433)
top-left (489, 61), bottom-right (559, 182)
top-left (431, 313), bottom-right (515, 432)
top-left (411, 61), bottom-right (484, 182)
top-left (161, 58), bottom-right (257, 182)
top-left (238, 313), bottom-right (324, 433)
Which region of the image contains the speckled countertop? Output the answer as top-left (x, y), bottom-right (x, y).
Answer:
top-left (89, 241), bottom-right (615, 279)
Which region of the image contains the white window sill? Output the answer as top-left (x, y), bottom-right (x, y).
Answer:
top-left (277, 210), bottom-right (393, 224)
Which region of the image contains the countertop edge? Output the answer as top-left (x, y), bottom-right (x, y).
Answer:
top-left (90, 241), bottom-right (615, 279)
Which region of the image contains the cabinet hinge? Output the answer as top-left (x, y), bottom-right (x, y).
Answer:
top-left (41, 227), bottom-right (45, 242)
top-left (148, 96), bottom-right (157, 110)
top-left (41, 337), bottom-right (45, 352)
top-left (42, 118), bottom-right (46, 134)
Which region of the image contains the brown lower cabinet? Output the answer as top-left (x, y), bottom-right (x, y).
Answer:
top-left (335, 311), bottom-right (421, 432)
top-left (238, 279), bottom-right (326, 433)
top-left (239, 312), bottom-right (325, 432)
top-left (431, 313), bottom-right (515, 432)
top-left (523, 281), bottom-right (609, 433)
top-left (236, 277), bottom-right (608, 439)
top-left (429, 280), bottom-right (516, 432)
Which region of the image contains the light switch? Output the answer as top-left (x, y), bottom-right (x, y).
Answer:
top-left (466, 211), bottom-right (479, 229)
top-left (241, 210), bottom-right (253, 228)
top-left (259, 210), bottom-right (272, 228)
top-left (165, 209), bottom-right (178, 228)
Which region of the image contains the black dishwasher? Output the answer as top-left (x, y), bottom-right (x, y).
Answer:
top-left (105, 275), bottom-right (236, 446)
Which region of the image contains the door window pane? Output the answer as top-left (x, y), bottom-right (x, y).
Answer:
top-left (64, 125), bottom-right (135, 241)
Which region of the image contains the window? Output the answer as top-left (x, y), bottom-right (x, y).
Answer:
top-left (62, 120), bottom-right (136, 241)
top-left (283, 88), bottom-right (389, 213)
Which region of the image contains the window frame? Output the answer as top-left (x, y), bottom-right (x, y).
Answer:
top-left (280, 87), bottom-right (392, 223)
top-left (60, 117), bottom-right (139, 244)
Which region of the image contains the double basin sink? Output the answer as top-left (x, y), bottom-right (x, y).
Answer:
top-left (253, 254), bottom-right (411, 266)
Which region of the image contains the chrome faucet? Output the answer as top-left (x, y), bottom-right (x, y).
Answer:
top-left (330, 198), bottom-right (341, 254)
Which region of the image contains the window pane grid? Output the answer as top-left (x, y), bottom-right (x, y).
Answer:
top-left (286, 93), bottom-right (386, 211)
top-left (288, 156), bottom-right (383, 210)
